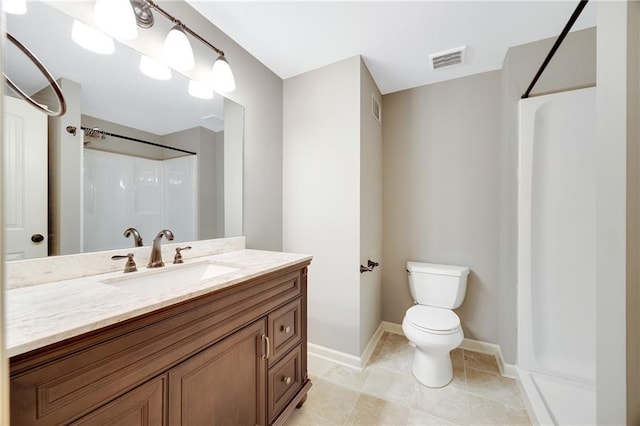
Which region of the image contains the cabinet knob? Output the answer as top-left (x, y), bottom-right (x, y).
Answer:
top-left (282, 376), bottom-right (292, 385)
top-left (281, 325), bottom-right (291, 334)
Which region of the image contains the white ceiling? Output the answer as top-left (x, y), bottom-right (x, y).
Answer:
top-left (185, 1), bottom-right (596, 94)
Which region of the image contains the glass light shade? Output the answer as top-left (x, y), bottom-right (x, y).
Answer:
top-left (93, 0), bottom-right (138, 40)
top-left (140, 55), bottom-right (172, 80)
top-left (3, 0), bottom-right (26, 15)
top-left (162, 26), bottom-right (195, 71)
top-left (71, 20), bottom-right (115, 55)
top-left (210, 55), bottom-right (236, 93)
top-left (188, 80), bottom-right (214, 100)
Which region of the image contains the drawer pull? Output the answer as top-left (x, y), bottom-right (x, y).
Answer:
top-left (281, 325), bottom-right (291, 334)
top-left (262, 334), bottom-right (270, 360)
top-left (282, 376), bottom-right (292, 385)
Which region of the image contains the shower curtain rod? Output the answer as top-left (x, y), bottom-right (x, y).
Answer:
top-left (521, 0), bottom-right (589, 99)
top-left (81, 126), bottom-right (197, 156)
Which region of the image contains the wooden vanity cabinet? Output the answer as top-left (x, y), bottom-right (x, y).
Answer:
top-left (9, 261), bottom-right (311, 425)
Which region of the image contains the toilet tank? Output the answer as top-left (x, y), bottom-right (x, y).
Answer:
top-left (407, 261), bottom-right (469, 309)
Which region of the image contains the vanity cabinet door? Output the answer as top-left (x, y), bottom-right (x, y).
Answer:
top-left (168, 319), bottom-right (267, 425)
top-left (70, 376), bottom-right (166, 426)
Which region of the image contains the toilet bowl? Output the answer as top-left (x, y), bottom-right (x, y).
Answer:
top-left (402, 305), bottom-right (464, 387)
top-left (403, 261), bottom-right (469, 388)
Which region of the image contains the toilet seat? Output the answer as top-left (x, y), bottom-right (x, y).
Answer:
top-left (406, 305), bottom-right (460, 335)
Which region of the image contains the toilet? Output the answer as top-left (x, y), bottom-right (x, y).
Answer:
top-left (402, 261), bottom-right (469, 388)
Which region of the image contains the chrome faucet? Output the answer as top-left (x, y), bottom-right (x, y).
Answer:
top-left (147, 229), bottom-right (174, 268)
top-left (123, 227), bottom-right (143, 247)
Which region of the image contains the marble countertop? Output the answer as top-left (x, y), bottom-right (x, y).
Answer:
top-left (6, 249), bottom-right (312, 358)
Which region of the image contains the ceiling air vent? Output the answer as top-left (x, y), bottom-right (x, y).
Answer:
top-left (429, 45), bottom-right (466, 70)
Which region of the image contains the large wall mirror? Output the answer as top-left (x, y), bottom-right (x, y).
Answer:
top-left (3, 1), bottom-right (244, 260)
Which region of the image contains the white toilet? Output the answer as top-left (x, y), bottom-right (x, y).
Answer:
top-left (402, 261), bottom-right (469, 388)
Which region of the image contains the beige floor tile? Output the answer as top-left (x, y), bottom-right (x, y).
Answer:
top-left (299, 334), bottom-right (530, 426)
top-left (463, 351), bottom-right (500, 375)
top-left (468, 394), bottom-right (531, 426)
top-left (451, 349), bottom-right (465, 369)
top-left (411, 382), bottom-right (470, 425)
top-left (345, 393), bottom-right (411, 425)
top-left (322, 363), bottom-right (370, 392)
top-left (368, 334), bottom-right (415, 375)
top-left (308, 354), bottom-right (336, 378)
top-left (407, 408), bottom-right (457, 425)
top-left (301, 378), bottom-right (361, 424)
top-left (285, 406), bottom-right (339, 426)
top-left (465, 368), bottom-right (524, 410)
top-left (362, 367), bottom-right (418, 408)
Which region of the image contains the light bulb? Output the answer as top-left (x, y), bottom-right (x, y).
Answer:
top-left (162, 26), bottom-right (195, 71)
top-left (140, 55), bottom-right (172, 80)
top-left (93, 0), bottom-right (138, 40)
top-left (210, 55), bottom-right (236, 93)
top-left (188, 80), bottom-right (214, 100)
top-left (3, 0), bottom-right (26, 15)
top-left (71, 20), bottom-right (115, 55)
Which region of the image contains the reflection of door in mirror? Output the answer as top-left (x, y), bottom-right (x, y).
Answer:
top-left (3, 95), bottom-right (48, 260)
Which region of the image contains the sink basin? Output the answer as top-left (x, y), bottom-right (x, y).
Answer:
top-left (101, 261), bottom-right (239, 292)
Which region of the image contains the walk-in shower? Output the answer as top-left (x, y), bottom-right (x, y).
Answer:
top-left (517, 87), bottom-right (596, 425)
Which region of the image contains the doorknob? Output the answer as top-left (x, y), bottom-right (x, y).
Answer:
top-left (31, 234), bottom-right (45, 243)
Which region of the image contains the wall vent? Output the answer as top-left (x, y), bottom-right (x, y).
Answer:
top-left (371, 93), bottom-right (381, 125)
top-left (429, 45), bottom-right (466, 70)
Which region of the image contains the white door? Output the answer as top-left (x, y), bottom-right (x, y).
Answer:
top-left (3, 95), bottom-right (48, 259)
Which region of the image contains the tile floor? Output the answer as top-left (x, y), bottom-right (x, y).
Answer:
top-left (286, 332), bottom-right (531, 425)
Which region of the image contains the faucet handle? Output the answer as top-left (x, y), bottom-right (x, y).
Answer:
top-left (112, 253), bottom-right (137, 273)
top-left (173, 246), bottom-right (192, 264)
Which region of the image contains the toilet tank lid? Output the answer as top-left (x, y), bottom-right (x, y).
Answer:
top-left (407, 261), bottom-right (469, 276)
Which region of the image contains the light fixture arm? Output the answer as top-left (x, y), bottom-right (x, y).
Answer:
top-left (143, 0), bottom-right (225, 57)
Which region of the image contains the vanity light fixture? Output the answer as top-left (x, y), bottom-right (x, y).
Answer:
top-left (161, 25), bottom-right (195, 71)
top-left (210, 55), bottom-right (236, 93)
top-left (71, 20), bottom-right (115, 55)
top-left (140, 55), bottom-right (172, 80)
top-left (3, 0), bottom-right (27, 15)
top-left (94, 0), bottom-right (138, 40)
top-left (188, 80), bottom-right (214, 100)
top-left (134, 0), bottom-right (236, 93)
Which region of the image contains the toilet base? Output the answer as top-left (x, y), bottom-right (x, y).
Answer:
top-left (412, 347), bottom-right (453, 388)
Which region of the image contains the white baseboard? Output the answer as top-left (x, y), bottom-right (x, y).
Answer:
top-left (459, 338), bottom-right (518, 379)
top-left (307, 323), bottom-right (385, 371)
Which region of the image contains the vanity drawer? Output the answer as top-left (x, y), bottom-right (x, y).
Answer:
top-left (268, 298), bottom-right (302, 365)
top-left (268, 345), bottom-right (302, 422)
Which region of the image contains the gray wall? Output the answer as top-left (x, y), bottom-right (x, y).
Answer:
top-left (161, 1), bottom-right (283, 250)
top-left (382, 71), bottom-right (501, 343)
top-left (359, 59), bottom-right (383, 353)
top-left (283, 56), bottom-right (361, 356)
top-left (595, 2), bottom-right (640, 423)
top-left (499, 27), bottom-right (596, 363)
